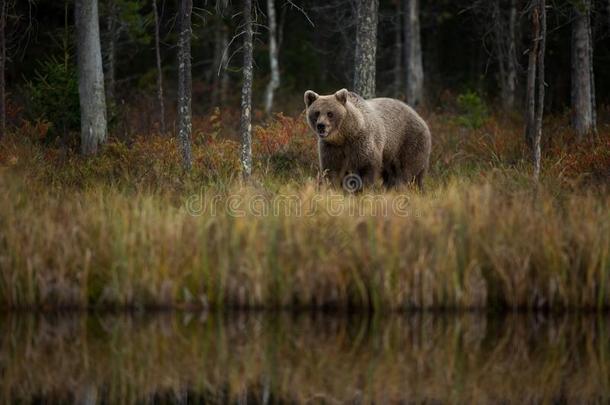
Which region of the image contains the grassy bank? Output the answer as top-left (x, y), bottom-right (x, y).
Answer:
top-left (0, 111), bottom-right (609, 310)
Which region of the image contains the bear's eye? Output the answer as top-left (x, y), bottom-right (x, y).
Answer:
top-left (327, 112), bottom-right (333, 118)
top-left (314, 111), bottom-right (320, 118)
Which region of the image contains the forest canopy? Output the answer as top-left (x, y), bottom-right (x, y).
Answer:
top-left (3, 0), bottom-right (610, 119)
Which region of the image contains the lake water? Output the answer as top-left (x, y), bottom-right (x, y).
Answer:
top-left (1, 312), bottom-right (609, 404)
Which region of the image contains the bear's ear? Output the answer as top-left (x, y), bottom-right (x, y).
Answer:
top-left (334, 89), bottom-right (348, 105)
top-left (304, 90), bottom-right (319, 108)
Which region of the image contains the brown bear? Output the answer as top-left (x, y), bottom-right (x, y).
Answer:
top-left (304, 88), bottom-right (431, 191)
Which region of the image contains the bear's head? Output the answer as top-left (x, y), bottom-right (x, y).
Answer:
top-left (304, 89), bottom-right (349, 141)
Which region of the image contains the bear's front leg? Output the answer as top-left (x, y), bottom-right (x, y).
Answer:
top-left (358, 164), bottom-right (378, 188)
top-left (341, 164), bottom-right (377, 193)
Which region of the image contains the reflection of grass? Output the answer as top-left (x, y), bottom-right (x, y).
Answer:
top-left (0, 111), bottom-right (609, 310)
top-left (1, 314), bottom-right (609, 403)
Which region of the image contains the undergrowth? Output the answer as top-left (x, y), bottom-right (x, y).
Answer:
top-left (0, 108), bottom-right (608, 311)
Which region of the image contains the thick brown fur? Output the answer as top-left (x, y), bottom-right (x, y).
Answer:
top-left (304, 89), bottom-right (432, 191)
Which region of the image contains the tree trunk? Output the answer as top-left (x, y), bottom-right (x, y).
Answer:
top-left (524, 0), bottom-right (546, 181)
top-left (534, 0), bottom-right (546, 180)
top-left (211, 20), bottom-right (225, 107)
top-left (587, 1), bottom-right (596, 131)
top-left (177, 0), bottom-right (192, 170)
top-left (240, 0), bottom-right (253, 177)
top-left (353, 0), bottom-right (378, 99)
top-left (571, 0), bottom-right (595, 138)
top-left (152, 0), bottom-right (165, 133)
top-left (264, 0), bottom-right (280, 115)
top-left (404, 0), bottom-right (423, 106)
top-left (219, 24), bottom-right (230, 107)
top-left (105, 0), bottom-right (118, 106)
top-left (524, 8), bottom-right (538, 150)
top-left (0, 0), bottom-right (6, 140)
top-left (494, 0), bottom-right (518, 110)
top-left (506, 0), bottom-right (517, 109)
top-left (393, 0), bottom-right (402, 98)
top-left (75, 0), bottom-right (108, 155)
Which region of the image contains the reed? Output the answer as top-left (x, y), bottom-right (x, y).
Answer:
top-left (0, 176), bottom-right (608, 310)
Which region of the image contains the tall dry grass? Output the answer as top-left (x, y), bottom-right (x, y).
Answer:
top-left (0, 176), bottom-right (608, 310)
top-left (0, 111), bottom-right (608, 310)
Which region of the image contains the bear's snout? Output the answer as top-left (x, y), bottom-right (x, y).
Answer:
top-left (316, 123), bottom-right (326, 135)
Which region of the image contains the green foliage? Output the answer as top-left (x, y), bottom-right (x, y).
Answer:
top-left (102, 0), bottom-right (151, 45)
top-left (24, 56), bottom-right (80, 140)
top-left (121, 0), bottom-right (151, 44)
top-left (569, 0), bottom-right (591, 13)
top-left (455, 90), bottom-right (488, 129)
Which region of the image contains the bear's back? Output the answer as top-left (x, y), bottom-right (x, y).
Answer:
top-left (369, 98), bottom-right (429, 146)
top-left (366, 98), bottom-right (427, 134)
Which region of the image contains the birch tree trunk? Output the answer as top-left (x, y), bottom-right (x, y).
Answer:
top-left (152, 0), bottom-right (165, 133)
top-left (534, 0), bottom-right (546, 180)
top-left (393, 0), bottom-right (402, 98)
top-left (177, 0), bottom-right (192, 170)
top-left (75, 0), bottom-right (108, 155)
top-left (0, 0), bottom-right (6, 139)
top-left (404, 0), bottom-right (423, 106)
top-left (240, 0), bottom-right (253, 177)
top-left (264, 0), bottom-right (280, 115)
top-left (524, 0), bottom-right (546, 181)
top-left (353, 0), bottom-right (378, 99)
top-left (571, 0), bottom-right (595, 138)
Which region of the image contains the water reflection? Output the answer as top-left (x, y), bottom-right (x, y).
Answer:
top-left (1, 312), bottom-right (609, 404)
